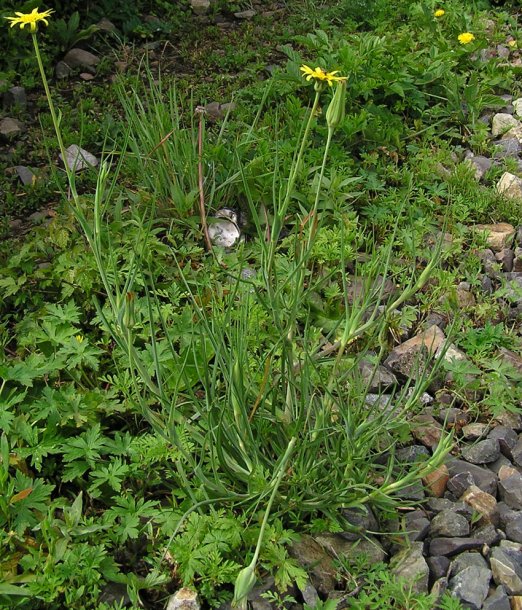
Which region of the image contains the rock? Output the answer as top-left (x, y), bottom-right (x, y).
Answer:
top-left (396, 445), bottom-right (431, 463)
top-left (498, 465), bottom-right (519, 481)
top-left (447, 471), bottom-right (475, 497)
top-left (437, 407), bottom-right (470, 431)
top-left (358, 360), bottom-right (397, 392)
top-left (427, 555), bottom-right (450, 581)
top-left (314, 533), bottom-right (386, 565)
top-left (298, 581), bottom-right (319, 607)
top-left (429, 537), bottom-right (483, 557)
top-left (430, 509), bottom-right (470, 537)
top-left (426, 498), bottom-right (473, 519)
top-left (448, 565), bottom-right (491, 609)
top-left (190, 0), bottom-right (210, 15)
top-left (288, 535), bottom-right (337, 595)
top-left (494, 412), bottom-right (522, 432)
top-left (402, 513), bottom-right (431, 543)
top-left (497, 348), bottom-right (522, 374)
top-left (456, 286), bottom-right (476, 308)
top-left (490, 546), bottom-right (522, 594)
top-left (499, 473), bottom-right (522, 510)
top-left (460, 485), bottom-right (498, 524)
top-left (505, 512), bottom-right (522, 543)
top-left (462, 423), bottom-right (490, 441)
top-left (447, 459), bottom-right (498, 495)
top-left (515, 248), bottom-right (522, 272)
top-left (410, 414), bottom-right (443, 449)
top-left (391, 542), bottom-right (429, 594)
top-left (450, 552), bottom-right (489, 575)
top-left (59, 145), bottom-right (99, 172)
top-left (423, 464), bottom-right (449, 497)
top-left (97, 17), bottom-right (116, 32)
top-left (473, 523), bottom-right (502, 547)
top-left (13, 165), bottom-right (36, 186)
top-left (55, 61), bottom-right (72, 79)
top-left (345, 275), bottom-right (397, 305)
top-left (489, 455), bottom-right (513, 476)
top-left (514, 98), bottom-right (522, 117)
top-left (483, 585), bottom-right (511, 610)
top-left (488, 426), bottom-right (518, 459)
top-left (466, 155), bottom-right (492, 181)
top-left (384, 325), bottom-right (445, 378)
top-left (496, 248), bottom-right (515, 272)
top-left (461, 439), bottom-right (501, 464)
top-left (492, 113), bottom-right (520, 136)
top-left (3, 85), bottom-right (26, 109)
top-left (473, 222), bottom-right (516, 251)
top-left (80, 72), bottom-right (95, 81)
top-left (511, 439), bottom-right (522, 467)
top-left (339, 506), bottom-right (379, 532)
top-left (209, 209), bottom-right (242, 248)
top-left (493, 138), bottom-right (520, 159)
top-left (0, 117), bottom-right (23, 141)
top-left (498, 173), bottom-right (522, 201)
top-left (63, 48), bottom-right (99, 72)
top-left (430, 576), bottom-right (448, 601)
top-left (511, 596), bottom-right (522, 610)
top-left (202, 101), bottom-right (236, 122)
top-left (166, 588), bottom-right (200, 610)
top-left (234, 9), bottom-right (256, 19)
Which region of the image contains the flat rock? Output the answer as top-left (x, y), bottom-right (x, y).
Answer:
top-left (488, 426), bottom-right (518, 459)
top-left (494, 411), bottom-right (522, 432)
top-left (166, 588), bottom-right (200, 610)
top-left (492, 113), bottom-right (520, 136)
top-left (473, 222), bottom-right (516, 251)
top-left (483, 585), bottom-right (511, 610)
top-left (384, 325), bottom-right (445, 378)
top-left (450, 552), bottom-right (489, 575)
top-left (448, 565), bottom-right (491, 609)
top-left (497, 173), bottom-right (522, 200)
top-left (3, 85), bottom-right (26, 109)
top-left (410, 414), bottom-right (443, 449)
top-left (314, 533), bottom-right (386, 565)
top-left (505, 512), bottom-right (522, 543)
top-left (59, 144), bottom-right (99, 172)
top-left (288, 535), bottom-right (337, 595)
top-left (391, 542), bottom-right (429, 594)
top-left (63, 48), bottom-right (99, 72)
top-left (429, 537), bottom-right (483, 557)
top-left (462, 439), bottom-right (500, 464)
top-left (499, 473), bottom-right (522, 510)
top-left (447, 459), bottom-right (498, 495)
top-left (0, 117), bottom-right (23, 141)
top-left (472, 523), bottom-right (502, 547)
top-left (460, 485), bottom-right (498, 524)
top-left (234, 9), bottom-right (256, 19)
top-left (493, 138), bottom-right (520, 158)
top-left (190, 0), bottom-right (210, 14)
top-left (490, 546), bottom-right (522, 594)
top-left (430, 509), bottom-right (470, 537)
top-left (358, 360), bottom-right (397, 392)
top-left (462, 423), bottom-right (490, 441)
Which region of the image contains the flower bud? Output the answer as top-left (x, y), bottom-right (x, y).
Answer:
top-left (326, 80), bottom-right (347, 132)
top-left (123, 291), bottom-right (136, 330)
top-left (232, 564), bottom-right (257, 609)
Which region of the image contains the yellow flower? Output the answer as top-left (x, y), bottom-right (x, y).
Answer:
top-left (508, 40), bottom-right (518, 48)
top-left (434, 9), bottom-right (445, 17)
top-left (75, 335), bottom-right (84, 343)
top-left (458, 32), bottom-right (475, 45)
top-left (5, 7), bottom-right (54, 33)
top-left (300, 64), bottom-right (347, 87)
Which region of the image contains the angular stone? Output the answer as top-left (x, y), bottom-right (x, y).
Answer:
top-left (490, 546), bottom-right (522, 594)
top-left (462, 423), bottom-right (490, 441)
top-left (447, 472), bottom-right (475, 497)
top-left (13, 165), bottom-right (36, 186)
top-left (314, 533), bottom-right (386, 565)
top-left (449, 565), bottom-right (491, 609)
top-left (63, 48), bottom-right (99, 72)
top-left (450, 552), bottom-right (489, 575)
top-left (234, 9), bottom-right (256, 18)
top-left (190, 0), bottom-right (210, 14)
top-left (494, 138), bottom-right (521, 159)
top-left (473, 222), bottom-right (516, 251)
top-left (392, 542), bottom-right (429, 594)
top-left (496, 248), bottom-right (515, 272)
top-left (499, 173), bottom-right (522, 202)
top-left (289, 535), bottom-right (337, 595)
top-left (472, 523), bottom-right (502, 547)
top-left (511, 596), bottom-right (522, 610)
top-left (345, 275), bottom-right (398, 305)
top-left (488, 426), bottom-right (519, 459)
top-left (427, 555), bottom-right (450, 581)
top-left (358, 360), bottom-right (397, 392)
top-left (492, 113), bottom-right (520, 136)
top-left (466, 155), bottom-right (492, 181)
top-left (494, 412), bottom-right (522, 432)
top-left (410, 414), bottom-right (443, 449)
top-left (512, 439), bottom-right (522, 468)
top-left (461, 485), bottom-right (498, 524)
top-left (423, 464), bottom-right (449, 497)
top-left (430, 509), bottom-right (470, 538)
top-left (339, 506), bottom-right (379, 533)
top-left (482, 585), bottom-right (511, 610)
top-left (447, 459), bottom-right (498, 495)
top-left (166, 588), bottom-right (200, 610)
top-left (384, 325), bottom-right (445, 379)
top-left (403, 515), bottom-right (430, 543)
top-left (3, 85), bottom-right (26, 109)
top-left (498, 348), bottom-right (522, 374)
top-left (514, 98), bottom-right (522, 117)
top-left (505, 512), bottom-right (522, 543)
top-left (499, 473), bottom-right (522, 510)
top-left (425, 498), bottom-right (473, 518)
top-left (59, 144), bottom-right (99, 172)
top-left (462, 439), bottom-right (500, 465)
top-left (489, 455), bottom-right (514, 476)
top-left (429, 537), bottom-right (483, 556)
top-left (55, 61), bottom-right (72, 79)
top-left (499, 465), bottom-right (519, 481)
top-left (396, 445), bottom-right (431, 463)
top-left (0, 117), bottom-right (23, 141)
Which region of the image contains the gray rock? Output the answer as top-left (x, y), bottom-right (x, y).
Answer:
top-left (492, 113), bottom-right (520, 137)
top-left (63, 48), bottom-right (99, 72)
top-left (449, 565), bottom-right (491, 609)
top-left (488, 426), bottom-right (519, 459)
top-left (55, 61), bottom-right (72, 79)
top-left (498, 502), bottom-right (519, 529)
top-left (13, 165), bottom-right (36, 186)
top-left (3, 85), bottom-right (26, 109)
top-left (447, 472), bottom-right (475, 497)
top-left (447, 459), bottom-right (498, 495)
top-left (429, 537), bottom-right (483, 557)
top-left (450, 551), bottom-right (488, 575)
top-left (489, 454), bottom-right (514, 476)
top-left (506, 512), bottom-right (522, 543)
top-left (462, 439), bottom-right (501, 464)
top-left (391, 542), bottom-right (429, 594)
top-left (490, 546), bottom-right (522, 594)
top-left (494, 412), bottom-right (522, 432)
top-left (358, 359), bottom-right (397, 392)
top-left (59, 144), bottom-right (99, 172)
top-left (496, 248), bottom-right (515, 272)
top-left (339, 506), bottom-right (379, 533)
top-left (482, 585), bottom-right (511, 610)
top-left (462, 423), bottom-right (489, 441)
top-left (512, 439), bottom-right (522, 467)
top-left (298, 581), bottom-right (319, 607)
top-left (426, 498), bottom-right (473, 518)
top-left (437, 407), bottom-right (470, 428)
top-left (190, 0), bottom-right (210, 14)
top-left (427, 556), bottom-right (450, 581)
top-left (466, 155), bottom-right (492, 181)
top-left (234, 9), bottom-right (256, 19)
top-left (314, 533), bottom-right (386, 565)
top-left (403, 516), bottom-right (431, 543)
top-left (384, 325), bottom-right (445, 379)
top-left (499, 473), bottom-right (522, 509)
top-left (473, 523), bottom-right (502, 546)
top-left (288, 535), bottom-right (337, 595)
top-left (494, 139), bottom-right (521, 159)
top-left (396, 445), bottom-right (431, 463)
top-left (166, 588), bottom-right (200, 610)
top-left (430, 510), bottom-right (470, 538)
top-left (0, 117), bottom-right (23, 141)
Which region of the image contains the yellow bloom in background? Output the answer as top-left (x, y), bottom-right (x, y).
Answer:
top-left (300, 64), bottom-right (347, 87)
top-left (75, 335), bottom-right (84, 343)
top-left (434, 9), bottom-right (445, 17)
top-left (508, 40), bottom-right (518, 48)
top-left (5, 7), bottom-right (54, 33)
top-left (458, 32), bottom-right (475, 45)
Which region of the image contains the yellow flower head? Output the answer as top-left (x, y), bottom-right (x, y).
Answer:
top-left (300, 64), bottom-right (347, 87)
top-left (508, 39), bottom-right (518, 48)
top-left (75, 335), bottom-right (84, 343)
top-left (458, 32), bottom-right (475, 45)
top-left (434, 9), bottom-right (445, 17)
top-left (5, 7), bottom-right (54, 33)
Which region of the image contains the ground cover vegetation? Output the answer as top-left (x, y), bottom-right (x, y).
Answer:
top-left (1, 0), bottom-right (522, 608)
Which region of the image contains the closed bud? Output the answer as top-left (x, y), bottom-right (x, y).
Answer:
top-left (326, 80), bottom-right (346, 132)
top-left (123, 291), bottom-right (136, 330)
top-left (232, 564), bottom-right (257, 610)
